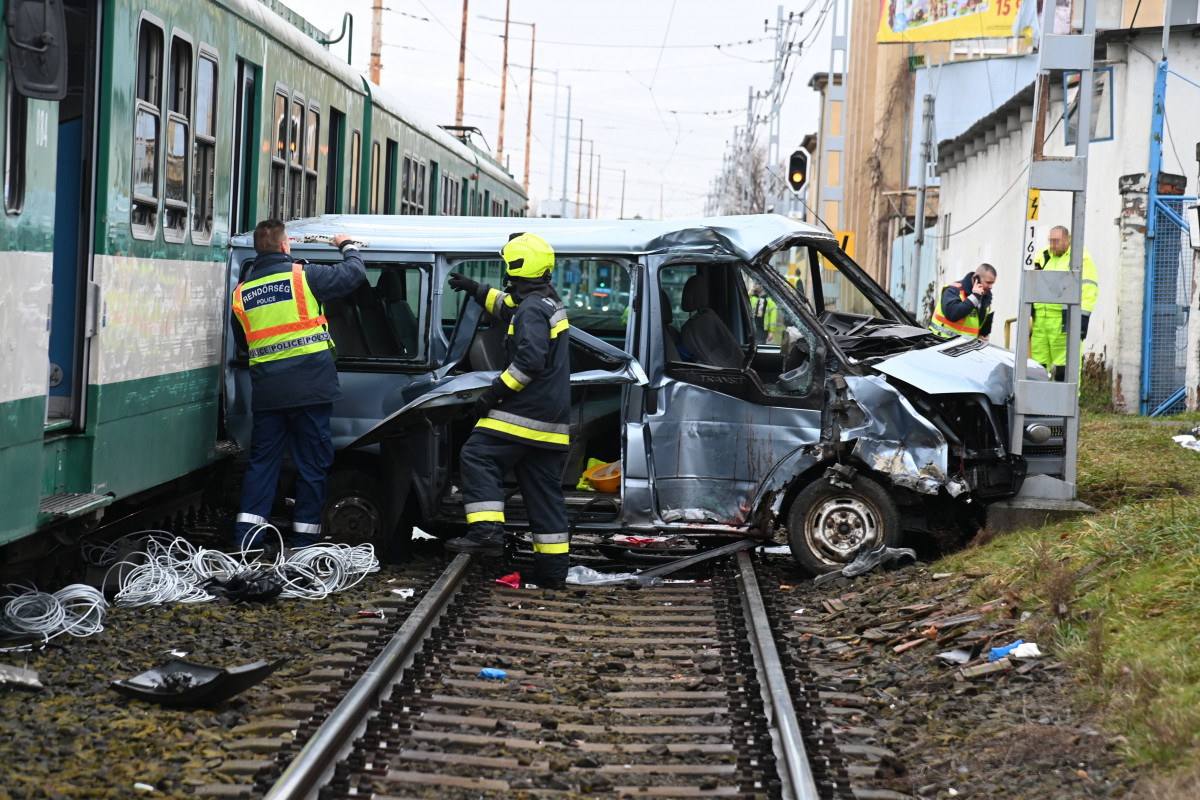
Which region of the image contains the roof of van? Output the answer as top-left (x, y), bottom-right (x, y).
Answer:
top-left (232, 214), bottom-right (836, 263)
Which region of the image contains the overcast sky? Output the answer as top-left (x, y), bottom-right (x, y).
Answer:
top-left (282, 0), bottom-right (835, 219)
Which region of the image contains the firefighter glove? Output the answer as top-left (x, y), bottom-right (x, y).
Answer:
top-left (475, 387), bottom-right (500, 418)
top-left (448, 273), bottom-right (480, 295)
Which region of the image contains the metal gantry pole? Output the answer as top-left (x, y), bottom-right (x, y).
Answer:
top-left (1010, 0), bottom-right (1096, 501)
top-left (911, 91), bottom-right (934, 317)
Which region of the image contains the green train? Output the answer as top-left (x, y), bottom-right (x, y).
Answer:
top-left (0, 0), bottom-right (526, 569)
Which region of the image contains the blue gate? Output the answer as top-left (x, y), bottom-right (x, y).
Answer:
top-left (1141, 195), bottom-right (1197, 416)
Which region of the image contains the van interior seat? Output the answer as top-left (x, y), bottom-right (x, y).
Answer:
top-left (660, 288), bottom-right (683, 362)
top-left (324, 298), bottom-right (367, 357)
top-left (377, 270), bottom-right (419, 357)
top-left (468, 314), bottom-right (508, 371)
top-left (680, 275), bottom-right (744, 369)
top-left (349, 281), bottom-right (402, 356)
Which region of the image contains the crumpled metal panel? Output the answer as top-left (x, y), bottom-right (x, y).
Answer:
top-left (841, 375), bottom-right (962, 496)
top-left (650, 381), bottom-right (822, 524)
top-left (873, 338), bottom-right (1044, 404)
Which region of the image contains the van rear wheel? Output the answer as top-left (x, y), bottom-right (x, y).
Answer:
top-left (787, 474), bottom-right (900, 577)
top-left (323, 469), bottom-right (385, 546)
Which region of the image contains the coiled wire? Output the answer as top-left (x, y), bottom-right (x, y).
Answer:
top-left (0, 582), bottom-right (108, 651)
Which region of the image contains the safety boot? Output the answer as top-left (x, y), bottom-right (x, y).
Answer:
top-left (443, 529), bottom-right (505, 557)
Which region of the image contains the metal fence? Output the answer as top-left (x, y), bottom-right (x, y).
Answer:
top-left (1141, 195), bottom-right (1196, 416)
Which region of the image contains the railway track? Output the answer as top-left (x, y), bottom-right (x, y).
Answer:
top-left (241, 551), bottom-right (859, 800)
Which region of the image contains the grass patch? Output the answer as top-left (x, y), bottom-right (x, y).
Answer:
top-left (942, 412), bottom-right (1200, 778)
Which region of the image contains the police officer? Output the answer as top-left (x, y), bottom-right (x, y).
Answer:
top-left (443, 233), bottom-right (572, 589)
top-left (1031, 225), bottom-right (1098, 381)
top-left (230, 220), bottom-right (366, 550)
top-left (929, 263), bottom-right (996, 341)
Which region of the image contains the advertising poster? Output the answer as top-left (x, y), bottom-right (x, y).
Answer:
top-left (878, 0), bottom-right (1031, 43)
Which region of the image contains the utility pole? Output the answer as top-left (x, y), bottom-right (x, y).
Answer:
top-left (595, 154), bottom-right (602, 218)
top-left (561, 90), bottom-right (573, 218)
top-left (456, 0), bottom-right (468, 126)
top-left (576, 119), bottom-right (584, 218)
top-left (910, 91), bottom-right (934, 316)
top-left (369, 0), bottom-right (383, 84)
top-left (586, 141), bottom-right (594, 218)
top-left (497, 0), bottom-right (511, 162)
top-left (522, 24), bottom-right (535, 193)
top-left (764, 6), bottom-right (801, 214)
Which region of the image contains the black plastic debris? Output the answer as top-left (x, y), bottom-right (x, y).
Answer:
top-left (111, 657), bottom-right (286, 706)
top-left (201, 568), bottom-right (286, 603)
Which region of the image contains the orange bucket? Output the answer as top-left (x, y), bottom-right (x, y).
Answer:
top-left (583, 461), bottom-right (621, 493)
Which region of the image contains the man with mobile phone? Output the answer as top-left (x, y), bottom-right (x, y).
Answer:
top-left (929, 263), bottom-right (997, 341)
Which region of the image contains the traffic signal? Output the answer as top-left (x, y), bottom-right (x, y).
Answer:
top-left (787, 149), bottom-right (809, 193)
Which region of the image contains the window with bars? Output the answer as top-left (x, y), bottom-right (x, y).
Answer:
top-left (163, 35), bottom-right (192, 240)
top-left (191, 51), bottom-right (217, 241)
top-left (270, 89), bottom-right (287, 220)
top-left (348, 130), bottom-right (361, 214)
top-left (132, 18), bottom-right (164, 236)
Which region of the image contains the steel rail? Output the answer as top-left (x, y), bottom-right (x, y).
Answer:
top-left (735, 549), bottom-right (820, 800)
top-left (266, 553), bottom-right (474, 800)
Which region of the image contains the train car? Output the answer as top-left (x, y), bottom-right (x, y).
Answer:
top-left (0, 0), bottom-right (525, 572)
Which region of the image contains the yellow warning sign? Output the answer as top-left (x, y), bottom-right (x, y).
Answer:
top-left (834, 231), bottom-right (855, 259)
top-left (1027, 189), bottom-right (1041, 221)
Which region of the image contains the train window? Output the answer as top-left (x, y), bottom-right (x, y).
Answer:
top-left (270, 89), bottom-right (287, 219)
top-left (163, 34), bottom-right (193, 241)
top-left (400, 154), bottom-right (411, 214)
top-left (415, 161), bottom-right (426, 215)
top-left (369, 141), bottom-right (380, 214)
top-left (4, 73), bottom-right (27, 215)
top-left (232, 59), bottom-right (257, 234)
top-left (304, 105), bottom-right (319, 217)
top-left (483, 190), bottom-right (491, 217)
top-left (132, 17), bottom-right (164, 237)
top-left (325, 108), bottom-right (343, 213)
top-left (383, 139), bottom-right (397, 214)
top-left (288, 98), bottom-right (304, 219)
top-left (428, 162), bottom-right (438, 216)
top-left (191, 50), bottom-right (217, 241)
top-left (348, 130), bottom-right (361, 214)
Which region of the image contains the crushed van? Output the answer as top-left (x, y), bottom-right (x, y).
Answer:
top-left (224, 214), bottom-right (1062, 575)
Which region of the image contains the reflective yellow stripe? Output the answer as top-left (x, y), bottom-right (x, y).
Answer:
top-left (549, 318), bottom-right (570, 339)
top-left (508, 323), bottom-right (515, 335)
top-left (466, 510), bottom-right (506, 524)
top-left (475, 417), bottom-right (570, 445)
top-left (500, 370), bottom-right (526, 391)
top-left (533, 541), bottom-right (570, 554)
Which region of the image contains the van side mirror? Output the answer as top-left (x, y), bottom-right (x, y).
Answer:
top-left (6, 0), bottom-right (68, 100)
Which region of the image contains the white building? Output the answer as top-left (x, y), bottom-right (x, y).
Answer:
top-left (933, 25), bottom-right (1199, 414)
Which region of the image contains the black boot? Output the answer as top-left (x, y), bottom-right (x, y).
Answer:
top-left (531, 554), bottom-right (569, 589)
top-left (444, 529), bottom-right (505, 557)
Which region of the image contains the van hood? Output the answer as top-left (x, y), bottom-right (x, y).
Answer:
top-left (872, 338), bottom-right (1047, 405)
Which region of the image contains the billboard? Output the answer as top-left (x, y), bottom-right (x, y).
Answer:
top-left (878, 0), bottom-right (1033, 43)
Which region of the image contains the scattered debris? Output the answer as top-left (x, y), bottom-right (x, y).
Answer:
top-left (813, 544), bottom-right (918, 585)
top-left (495, 573), bottom-right (522, 588)
top-left (391, 588), bottom-right (415, 598)
top-left (958, 657), bottom-right (1013, 680)
top-left (0, 663), bottom-right (42, 690)
top-left (989, 639), bottom-right (1024, 662)
top-left (936, 649), bottom-right (972, 665)
top-left (1173, 428), bottom-right (1200, 451)
top-left (477, 668), bottom-right (507, 680)
top-left (111, 657), bottom-right (286, 707)
top-left (1011, 642), bottom-right (1043, 659)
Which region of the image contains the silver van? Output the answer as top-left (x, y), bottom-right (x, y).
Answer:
top-left (224, 214), bottom-right (1060, 575)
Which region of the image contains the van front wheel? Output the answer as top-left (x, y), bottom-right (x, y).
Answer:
top-left (786, 474), bottom-right (900, 577)
top-left (323, 469), bottom-right (385, 546)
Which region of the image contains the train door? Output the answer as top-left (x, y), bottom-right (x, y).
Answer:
top-left (47, 0), bottom-right (98, 428)
top-left (231, 58), bottom-right (258, 235)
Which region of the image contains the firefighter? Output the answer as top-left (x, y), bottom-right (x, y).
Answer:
top-left (1031, 225), bottom-right (1098, 381)
top-left (929, 263), bottom-right (996, 341)
top-left (443, 233), bottom-right (572, 589)
top-left (230, 220), bottom-right (366, 550)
